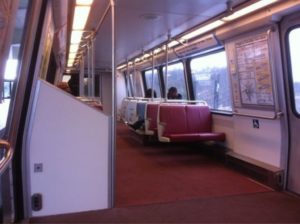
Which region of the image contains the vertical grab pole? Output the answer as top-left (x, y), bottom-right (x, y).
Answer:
top-left (126, 60), bottom-right (130, 97)
top-left (79, 56), bottom-right (84, 97)
top-left (151, 50), bottom-right (155, 101)
top-left (110, 0), bottom-right (116, 208)
top-left (87, 43), bottom-right (91, 97)
top-left (91, 37), bottom-right (95, 99)
top-left (133, 61), bottom-right (136, 99)
top-left (165, 37), bottom-right (170, 101)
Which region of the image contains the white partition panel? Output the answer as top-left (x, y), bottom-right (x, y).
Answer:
top-left (26, 80), bottom-right (111, 217)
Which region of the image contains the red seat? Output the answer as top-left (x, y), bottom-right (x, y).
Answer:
top-left (144, 103), bottom-right (159, 135)
top-left (158, 104), bottom-right (225, 142)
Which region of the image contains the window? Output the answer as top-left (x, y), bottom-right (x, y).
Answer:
top-left (0, 2), bottom-right (28, 132)
top-left (144, 69), bottom-right (161, 97)
top-left (190, 51), bottom-right (232, 111)
top-left (163, 62), bottom-right (187, 99)
top-left (128, 73), bottom-right (134, 96)
top-left (288, 27), bottom-right (300, 114)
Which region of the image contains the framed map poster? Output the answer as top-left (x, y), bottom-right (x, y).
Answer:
top-left (226, 30), bottom-right (275, 112)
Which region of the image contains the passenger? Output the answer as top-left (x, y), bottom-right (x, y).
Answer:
top-left (145, 88), bottom-right (157, 98)
top-left (129, 88), bottom-right (156, 130)
top-left (68, 74), bottom-right (79, 96)
top-left (167, 86), bottom-right (182, 99)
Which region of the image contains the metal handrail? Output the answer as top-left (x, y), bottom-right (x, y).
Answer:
top-left (0, 139), bottom-right (13, 175)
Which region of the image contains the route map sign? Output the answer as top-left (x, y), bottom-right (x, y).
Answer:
top-left (227, 32), bottom-right (275, 110)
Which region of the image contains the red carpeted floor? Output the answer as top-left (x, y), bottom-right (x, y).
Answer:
top-left (29, 123), bottom-right (300, 223)
top-left (116, 123), bottom-right (272, 207)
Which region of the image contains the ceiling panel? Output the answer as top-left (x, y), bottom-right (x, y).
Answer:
top-left (88, 0), bottom-right (246, 68)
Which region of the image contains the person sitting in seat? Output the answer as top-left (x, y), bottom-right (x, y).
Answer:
top-left (167, 86), bottom-right (182, 99)
top-left (129, 88), bottom-right (156, 130)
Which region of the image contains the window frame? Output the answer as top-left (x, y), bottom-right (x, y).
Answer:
top-left (142, 68), bottom-right (162, 98)
top-left (188, 49), bottom-right (233, 113)
top-left (162, 60), bottom-right (188, 100)
top-left (286, 25), bottom-right (300, 118)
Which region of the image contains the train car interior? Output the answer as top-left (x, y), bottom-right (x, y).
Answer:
top-left (1, 0), bottom-right (300, 222)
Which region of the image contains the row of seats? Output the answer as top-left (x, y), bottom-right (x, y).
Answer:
top-left (121, 99), bottom-right (225, 143)
top-left (157, 104), bottom-right (225, 142)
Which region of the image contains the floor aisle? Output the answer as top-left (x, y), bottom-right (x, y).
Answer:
top-left (116, 122), bottom-right (271, 207)
top-left (29, 123), bottom-right (300, 223)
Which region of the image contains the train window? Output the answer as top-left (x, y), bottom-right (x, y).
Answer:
top-left (163, 62), bottom-right (187, 99)
top-left (144, 69), bottom-right (161, 97)
top-left (288, 27), bottom-right (300, 114)
top-left (0, 2), bottom-right (28, 132)
top-left (190, 51), bottom-right (232, 111)
top-left (128, 73), bottom-right (134, 96)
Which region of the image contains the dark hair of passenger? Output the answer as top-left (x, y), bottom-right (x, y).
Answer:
top-left (167, 86), bottom-right (181, 99)
top-left (145, 88), bottom-right (157, 98)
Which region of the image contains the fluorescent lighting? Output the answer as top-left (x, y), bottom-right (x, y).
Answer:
top-left (223, 0), bottom-right (279, 21)
top-left (117, 64), bottom-right (127, 70)
top-left (153, 48), bottom-right (162, 54)
top-left (71, 30), bottom-right (83, 44)
top-left (68, 58), bottom-right (74, 64)
top-left (69, 44), bottom-right (79, 53)
top-left (181, 20), bottom-right (224, 40)
top-left (73, 6), bottom-right (91, 30)
top-left (143, 53), bottom-right (151, 59)
top-left (68, 52), bottom-right (77, 59)
top-left (76, 0), bottom-right (94, 5)
top-left (168, 40), bottom-right (179, 48)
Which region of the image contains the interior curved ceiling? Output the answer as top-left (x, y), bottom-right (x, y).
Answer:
top-left (84, 0), bottom-right (247, 69)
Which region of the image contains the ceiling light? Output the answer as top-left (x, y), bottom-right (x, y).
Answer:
top-left (222, 0), bottom-right (279, 21)
top-left (153, 48), bottom-right (162, 54)
top-left (71, 30), bottom-right (83, 44)
top-left (68, 52), bottom-right (77, 59)
top-left (73, 6), bottom-right (91, 30)
top-left (117, 64), bottom-right (127, 70)
top-left (181, 20), bottom-right (225, 40)
top-left (168, 40), bottom-right (179, 48)
top-left (69, 44), bottom-right (79, 53)
top-left (76, 0), bottom-right (94, 6)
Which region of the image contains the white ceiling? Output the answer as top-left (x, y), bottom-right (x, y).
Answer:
top-left (85, 0), bottom-right (247, 69)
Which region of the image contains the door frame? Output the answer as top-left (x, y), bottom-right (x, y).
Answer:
top-left (280, 11), bottom-right (300, 195)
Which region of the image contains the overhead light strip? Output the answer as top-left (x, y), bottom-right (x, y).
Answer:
top-left (117, 0), bottom-right (279, 70)
top-left (67, 1), bottom-right (94, 68)
top-left (222, 0), bottom-right (279, 21)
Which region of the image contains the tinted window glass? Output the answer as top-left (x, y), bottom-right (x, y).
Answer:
top-left (163, 62), bottom-right (187, 99)
top-left (144, 69), bottom-right (161, 97)
top-left (288, 28), bottom-right (300, 114)
top-left (190, 51), bottom-right (232, 111)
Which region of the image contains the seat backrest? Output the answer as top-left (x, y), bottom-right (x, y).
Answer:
top-left (185, 105), bottom-right (212, 133)
top-left (136, 101), bottom-right (147, 120)
top-left (145, 103), bottom-right (159, 131)
top-left (126, 100), bottom-right (138, 124)
top-left (159, 104), bottom-right (187, 135)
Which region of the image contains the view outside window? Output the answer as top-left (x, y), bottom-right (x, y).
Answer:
top-left (0, 0), bottom-right (28, 133)
top-left (144, 69), bottom-right (161, 97)
top-left (289, 27), bottom-right (300, 114)
top-left (190, 51), bottom-right (232, 111)
top-left (163, 62), bottom-right (187, 99)
top-left (127, 74), bottom-right (134, 97)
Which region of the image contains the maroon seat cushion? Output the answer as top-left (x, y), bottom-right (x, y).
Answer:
top-left (146, 104), bottom-right (159, 132)
top-left (186, 105), bottom-right (212, 133)
top-left (159, 104), bottom-right (187, 135)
